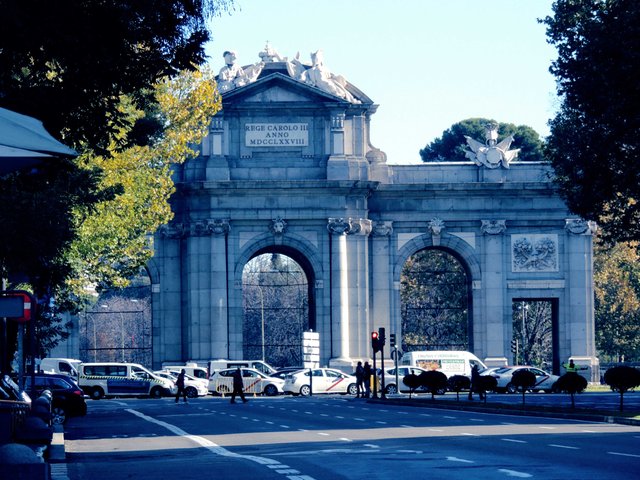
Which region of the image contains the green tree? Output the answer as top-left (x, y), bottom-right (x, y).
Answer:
top-left (0, 0), bottom-right (232, 153)
top-left (541, 0), bottom-right (640, 243)
top-left (593, 240), bottom-right (640, 362)
top-left (67, 68), bottom-right (222, 295)
top-left (419, 118), bottom-right (545, 163)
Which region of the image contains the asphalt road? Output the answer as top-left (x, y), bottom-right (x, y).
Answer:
top-left (61, 394), bottom-right (640, 480)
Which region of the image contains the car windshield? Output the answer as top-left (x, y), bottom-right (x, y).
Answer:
top-left (494, 367), bottom-right (511, 374)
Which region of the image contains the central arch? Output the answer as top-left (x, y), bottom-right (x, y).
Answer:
top-left (233, 234), bottom-right (322, 366)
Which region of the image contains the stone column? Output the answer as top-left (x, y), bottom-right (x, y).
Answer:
top-left (327, 217), bottom-right (364, 366)
top-left (155, 223), bottom-right (186, 365)
top-left (347, 218), bottom-right (372, 359)
top-left (371, 221), bottom-right (393, 354)
top-left (564, 219), bottom-right (599, 381)
top-left (208, 219), bottom-right (230, 360)
top-left (185, 220), bottom-right (213, 361)
top-left (480, 219), bottom-right (508, 365)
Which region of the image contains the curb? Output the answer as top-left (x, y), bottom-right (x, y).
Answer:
top-left (49, 424), bottom-right (69, 480)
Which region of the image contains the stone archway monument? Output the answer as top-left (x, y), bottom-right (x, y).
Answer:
top-left (150, 45), bottom-right (599, 380)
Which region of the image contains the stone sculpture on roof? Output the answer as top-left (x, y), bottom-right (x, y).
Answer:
top-left (464, 122), bottom-right (520, 169)
top-left (216, 44), bottom-right (360, 103)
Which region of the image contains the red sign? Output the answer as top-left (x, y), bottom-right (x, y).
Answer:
top-left (0, 291), bottom-right (34, 323)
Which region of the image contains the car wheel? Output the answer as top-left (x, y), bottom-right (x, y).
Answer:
top-left (264, 384), bottom-right (278, 396)
top-left (51, 405), bottom-right (67, 425)
top-left (150, 386), bottom-right (163, 398)
top-left (347, 383), bottom-right (358, 395)
top-left (385, 384), bottom-right (398, 395)
top-left (185, 386), bottom-right (198, 398)
top-left (300, 384), bottom-right (311, 396)
top-left (91, 387), bottom-right (104, 400)
top-left (506, 382), bottom-right (518, 394)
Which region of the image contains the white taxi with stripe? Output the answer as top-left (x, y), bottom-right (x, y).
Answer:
top-left (208, 367), bottom-right (284, 396)
top-left (283, 368), bottom-right (358, 396)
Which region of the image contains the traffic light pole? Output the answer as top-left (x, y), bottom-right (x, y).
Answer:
top-left (372, 349), bottom-right (378, 399)
top-left (380, 342), bottom-right (386, 399)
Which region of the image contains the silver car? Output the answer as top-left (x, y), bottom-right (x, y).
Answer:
top-left (486, 366), bottom-right (560, 393)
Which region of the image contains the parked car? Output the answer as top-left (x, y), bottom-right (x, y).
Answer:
top-left (24, 373), bottom-right (87, 424)
top-left (485, 366), bottom-right (560, 393)
top-left (271, 367), bottom-right (305, 380)
top-left (208, 367), bottom-right (284, 396)
top-left (283, 368), bottom-right (358, 396)
top-left (378, 366), bottom-right (435, 395)
top-left (153, 371), bottom-right (208, 398)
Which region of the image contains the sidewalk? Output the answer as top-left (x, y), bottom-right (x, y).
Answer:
top-left (368, 394), bottom-right (640, 426)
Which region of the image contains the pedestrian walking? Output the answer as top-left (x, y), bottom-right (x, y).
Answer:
top-left (230, 367), bottom-right (247, 404)
top-left (363, 361), bottom-right (372, 398)
top-left (468, 364), bottom-right (484, 400)
top-left (355, 361), bottom-right (364, 398)
top-left (175, 369), bottom-right (188, 403)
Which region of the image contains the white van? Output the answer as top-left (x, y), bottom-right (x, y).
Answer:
top-left (79, 362), bottom-right (176, 400)
top-left (400, 351), bottom-right (486, 378)
top-left (208, 359), bottom-right (276, 376)
top-left (39, 358), bottom-right (82, 378)
top-left (161, 363), bottom-right (208, 381)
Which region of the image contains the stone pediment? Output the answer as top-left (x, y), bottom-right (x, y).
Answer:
top-left (221, 72), bottom-right (367, 106)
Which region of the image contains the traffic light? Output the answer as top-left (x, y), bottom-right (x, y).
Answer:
top-left (511, 339), bottom-right (518, 353)
top-left (390, 333), bottom-right (396, 348)
top-left (378, 327), bottom-right (386, 348)
top-left (371, 331), bottom-right (380, 353)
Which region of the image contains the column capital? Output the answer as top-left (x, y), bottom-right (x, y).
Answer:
top-left (207, 218), bottom-right (231, 236)
top-left (565, 218), bottom-right (597, 235)
top-left (159, 222), bottom-right (187, 239)
top-left (372, 220), bottom-right (393, 237)
top-left (481, 219), bottom-right (507, 235)
top-left (327, 217), bottom-right (371, 236)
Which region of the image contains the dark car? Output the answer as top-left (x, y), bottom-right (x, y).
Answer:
top-left (24, 373), bottom-right (87, 424)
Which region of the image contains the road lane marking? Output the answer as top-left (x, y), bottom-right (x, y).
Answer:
top-left (470, 418), bottom-right (485, 422)
top-left (549, 444), bottom-right (579, 449)
top-left (280, 425), bottom-right (290, 429)
top-left (447, 456), bottom-right (474, 463)
top-left (538, 426), bottom-right (555, 429)
top-left (318, 432), bottom-right (330, 436)
top-left (339, 438), bottom-right (352, 442)
top-left (498, 469), bottom-right (532, 478)
top-left (375, 421), bottom-right (387, 424)
top-left (501, 438), bottom-right (527, 443)
top-left (354, 418), bottom-right (365, 421)
top-left (460, 433), bottom-right (478, 436)
top-left (608, 451), bottom-right (640, 458)
top-left (363, 444), bottom-right (380, 449)
top-left (335, 416), bottom-right (344, 419)
top-left (443, 415), bottom-right (456, 419)
top-left (126, 408), bottom-right (318, 479)
top-left (429, 428), bottom-right (443, 432)
top-left (400, 425), bottom-right (413, 428)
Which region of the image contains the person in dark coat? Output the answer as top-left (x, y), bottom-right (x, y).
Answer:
top-left (175, 369), bottom-right (188, 403)
top-left (231, 367), bottom-right (247, 404)
top-left (469, 364), bottom-right (484, 400)
top-left (363, 361), bottom-right (372, 398)
top-left (355, 361), bottom-right (365, 398)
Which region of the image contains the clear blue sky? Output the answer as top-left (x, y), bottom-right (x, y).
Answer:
top-left (206, 1), bottom-right (557, 164)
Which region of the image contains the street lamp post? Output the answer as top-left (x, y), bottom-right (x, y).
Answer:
top-left (258, 285), bottom-right (265, 362)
